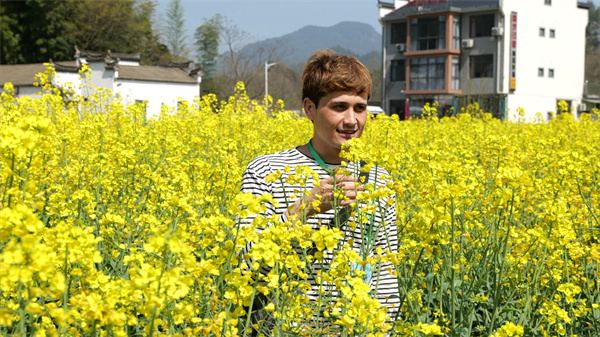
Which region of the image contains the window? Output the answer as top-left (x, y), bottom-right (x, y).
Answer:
top-left (410, 16), bottom-right (447, 51)
top-left (539, 27), bottom-right (545, 37)
top-left (549, 68), bottom-right (554, 78)
top-left (545, 0), bottom-right (551, 5)
top-left (538, 68), bottom-right (544, 77)
top-left (470, 14), bottom-right (495, 37)
top-left (410, 57), bottom-right (445, 90)
top-left (452, 57), bottom-right (460, 90)
top-left (470, 55), bottom-right (493, 78)
top-left (453, 16), bottom-right (461, 49)
top-left (391, 59), bottom-right (406, 82)
top-left (549, 29), bottom-right (555, 38)
top-left (391, 22), bottom-right (407, 44)
top-left (390, 100), bottom-right (407, 120)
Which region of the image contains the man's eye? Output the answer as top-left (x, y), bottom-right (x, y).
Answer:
top-left (355, 106), bottom-right (367, 112)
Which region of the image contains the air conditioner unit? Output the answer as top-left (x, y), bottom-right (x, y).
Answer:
top-left (462, 39), bottom-right (474, 49)
top-left (396, 43), bottom-right (407, 52)
top-left (417, 6), bottom-right (423, 11)
top-left (491, 26), bottom-right (504, 36)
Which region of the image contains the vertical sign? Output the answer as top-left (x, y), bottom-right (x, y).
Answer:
top-left (510, 12), bottom-right (517, 91)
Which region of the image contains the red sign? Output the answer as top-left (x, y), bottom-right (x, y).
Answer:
top-left (510, 12), bottom-right (517, 90)
top-left (407, 0), bottom-right (448, 6)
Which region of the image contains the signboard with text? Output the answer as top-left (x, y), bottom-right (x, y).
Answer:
top-left (510, 11), bottom-right (517, 91)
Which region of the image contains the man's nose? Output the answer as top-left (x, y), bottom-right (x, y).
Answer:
top-left (343, 109), bottom-right (357, 125)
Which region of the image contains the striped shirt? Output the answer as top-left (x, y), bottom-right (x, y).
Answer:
top-left (241, 147), bottom-right (401, 326)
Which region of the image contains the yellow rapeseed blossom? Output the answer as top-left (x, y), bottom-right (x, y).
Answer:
top-left (1, 76), bottom-right (599, 336)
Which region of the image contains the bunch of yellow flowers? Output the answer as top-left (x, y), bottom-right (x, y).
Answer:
top-left (1, 67), bottom-right (599, 337)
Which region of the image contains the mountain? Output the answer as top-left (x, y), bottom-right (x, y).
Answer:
top-left (242, 21), bottom-right (382, 67)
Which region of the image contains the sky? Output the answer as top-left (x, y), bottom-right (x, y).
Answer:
top-left (154, 0), bottom-right (600, 51)
top-left (154, 0), bottom-right (383, 47)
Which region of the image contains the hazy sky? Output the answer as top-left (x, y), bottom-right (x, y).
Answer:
top-left (154, 0), bottom-right (600, 50)
top-left (154, 0), bottom-right (383, 45)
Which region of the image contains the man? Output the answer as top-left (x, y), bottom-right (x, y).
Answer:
top-left (241, 50), bottom-right (399, 334)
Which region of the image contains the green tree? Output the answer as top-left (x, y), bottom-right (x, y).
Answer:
top-left (194, 14), bottom-right (223, 79)
top-left (1, 0), bottom-right (79, 64)
top-left (0, 0), bottom-right (159, 65)
top-left (163, 0), bottom-right (189, 61)
top-left (72, 0), bottom-right (157, 54)
top-left (194, 14), bottom-right (223, 95)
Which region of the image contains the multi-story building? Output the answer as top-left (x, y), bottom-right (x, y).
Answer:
top-left (379, 0), bottom-right (589, 121)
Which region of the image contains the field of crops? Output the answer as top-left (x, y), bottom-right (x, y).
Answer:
top-left (1, 70), bottom-right (599, 337)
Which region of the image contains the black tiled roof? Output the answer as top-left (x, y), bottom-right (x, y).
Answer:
top-left (382, 0), bottom-right (500, 21)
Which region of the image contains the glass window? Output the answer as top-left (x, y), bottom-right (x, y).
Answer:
top-left (391, 59), bottom-right (406, 82)
top-left (470, 14), bottom-right (495, 37)
top-left (410, 57), bottom-right (446, 90)
top-left (452, 57), bottom-right (460, 90)
top-left (545, 0), bottom-right (551, 5)
top-left (391, 22), bottom-right (407, 44)
top-left (538, 68), bottom-right (544, 77)
top-left (549, 29), bottom-right (555, 38)
top-left (549, 68), bottom-right (555, 78)
top-left (470, 55), bottom-right (493, 78)
top-left (410, 16), bottom-right (447, 51)
top-left (453, 16), bottom-right (461, 50)
top-left (539, 27), bottom-right (545, 37)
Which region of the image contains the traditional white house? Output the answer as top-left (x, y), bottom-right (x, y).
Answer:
top-left (378, 0), bottom-right (590, 121)
top-left (0, 49), bottom-right (202, 119)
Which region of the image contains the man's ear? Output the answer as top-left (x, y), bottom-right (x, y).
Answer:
top-left (303, 97), bottom-right (315, 121)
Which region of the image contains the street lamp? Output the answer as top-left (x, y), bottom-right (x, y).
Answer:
top-left (265, 61), bottom-right (277, 112)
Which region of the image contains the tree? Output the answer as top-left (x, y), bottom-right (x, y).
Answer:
top-left (163, 0), bottom-right (189, 61)
top-left (216, 17), bottom-right (285, 101)
top-left (0, 0), bottom-right (159, 64)
top-left (194, 14), bottom-right (223, 79)
top-left (72, 0), bottom-right (157, 54)
top-left (1, 0), bottom-right (79, 64)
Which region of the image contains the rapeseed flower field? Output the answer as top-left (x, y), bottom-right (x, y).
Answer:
top-left (1, 67), bottom-right (599, 337)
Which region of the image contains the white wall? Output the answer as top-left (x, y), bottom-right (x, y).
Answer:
top-left (86, 62), bottom-right (115, 93)
top-left (115, 80), bottom-right (199, 119)
top-left (501, 0), bottom-right (588, 121)
top-left (54, 71), bottom-right (84, 96)
top-left (12, 86), bottom-right (40, 99)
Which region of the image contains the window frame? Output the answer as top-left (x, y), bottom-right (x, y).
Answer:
top-left (470, 54), bottom-right (494, 78)
top-left (391, 22), bottom-right (407, 44)
top-left (470, 13), bottom-right (495, 38)
top-left (410, 16), bottom-right (447, 51)
top-left (391, 59), bottom-right (406, 82)
top-left (410, 57), bottom-right (446, 90)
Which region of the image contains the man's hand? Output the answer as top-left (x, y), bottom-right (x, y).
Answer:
top-left (287, 174), bottom-right (365, 219)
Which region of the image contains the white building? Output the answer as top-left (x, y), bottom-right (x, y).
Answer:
top-left (379, 0), bottom-right (590, 121)
top-left (0, 50), bottom-right (202, 119)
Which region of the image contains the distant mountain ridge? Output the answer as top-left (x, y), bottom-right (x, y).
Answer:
top-left (242, 21), bottom-right (382, 67)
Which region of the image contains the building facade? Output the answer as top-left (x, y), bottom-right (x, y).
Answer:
top-left (379, 0), bottom-right (589, 121)
top-left (0, 50), bottom-right (202, 119)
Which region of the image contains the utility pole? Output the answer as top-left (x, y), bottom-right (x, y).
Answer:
top-left (265, 61), bottom-right (277, 112)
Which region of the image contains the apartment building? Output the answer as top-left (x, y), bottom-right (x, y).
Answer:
top-left (379, 0), bottom-right (589, 121)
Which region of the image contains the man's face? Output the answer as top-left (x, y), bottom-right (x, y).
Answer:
top-left (304, 91), bottom-right (368, 156)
